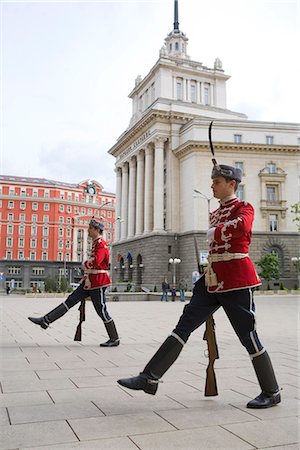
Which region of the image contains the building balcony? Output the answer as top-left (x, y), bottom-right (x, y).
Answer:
top-left (260, 199), bottom-right (288, 218)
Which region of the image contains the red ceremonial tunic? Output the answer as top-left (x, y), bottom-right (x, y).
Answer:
top-left (82, 236), bottom-right (111, 290)
top-left (206, 196), bottom-right (261, 293)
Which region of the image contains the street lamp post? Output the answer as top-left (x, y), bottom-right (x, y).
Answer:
top-left (193, 189), bottom-right (213, 226)
top-left (169, 257), bottom-right (181, 288)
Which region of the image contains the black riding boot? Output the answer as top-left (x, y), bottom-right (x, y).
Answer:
top-left (28, 303), bottom-right (68, 329)
top-left (100, 320), bottom-right (120, 347)
top-left (117, 334), bottom-right (184, 395)
top-left (247, 351), bottom-right (281, 408)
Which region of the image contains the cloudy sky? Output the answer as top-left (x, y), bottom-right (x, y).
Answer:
top-left (1, 0), bottom-right (298, 193)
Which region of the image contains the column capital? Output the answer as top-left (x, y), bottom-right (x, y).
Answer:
top-left (122, 161), bottom-right (129, 173)
top-left (129, 155), bottom-right (137, 168)
top-left (155, 136), bottom-right (168, 147)
top-left (145, 143), bottom-right (154, 155)
top-left (137, 149), bottom-right (145, 162)
top-left (115, 166), bottom-right (122, 176)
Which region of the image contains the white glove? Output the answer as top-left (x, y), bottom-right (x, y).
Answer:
top-left (206, 227), bottom-right (216, 243)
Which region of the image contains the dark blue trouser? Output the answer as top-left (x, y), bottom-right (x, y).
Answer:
top-left (173, 275), bottom-right (264, 356)
top-left (64, 283), bottom-right (112, 322)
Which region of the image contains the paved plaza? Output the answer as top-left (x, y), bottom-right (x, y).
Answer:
top-left (0, 294), bottom-right (299, 450)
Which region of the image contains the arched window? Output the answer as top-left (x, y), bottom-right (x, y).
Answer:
top-left (119, 257), bottom-right (125, 281)
top-left (127, 254), bottom-right (133, 282)
top-left (175, 42), bottom-right (179, 51)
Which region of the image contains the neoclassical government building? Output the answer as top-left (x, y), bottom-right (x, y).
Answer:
top-left (108, 1), bottom-right (299, 290)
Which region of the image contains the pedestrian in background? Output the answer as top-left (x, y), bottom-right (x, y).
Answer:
top-left (161, 279), bottom-right (169, 302)
top-left (179, 279), bottom-right (187, 302)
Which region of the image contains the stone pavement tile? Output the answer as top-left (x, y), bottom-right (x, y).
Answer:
top-left (0, 407), bottom-right (9, 426)
top-left (0, 391), bottom-right (52, 407)
top-left (166, 388), bottom-right (249, 408)
top-left (130, 426), bottom-right (255, 449)
top-left (48, 385), bottom-right (130, 404)
top-left (20, 436), bottom-right (139, 450)
top-left (93, 393), bottom-right (184, 416)
top-left (0, 420), bottom-right (77, 450)
top-left (156, 403), bottom-right (257, 429)
top-left (69, 412), bottom-right (175, 440)
top-left (2, 377), bottom-right (75, 393)
top-left (8, 400), bottom-right (104, 424)
top-left (0, 370), bottom-right (40, 382)
top-left (1, 361), bottom-right (61, 371)
top-left (222, 416), bottom-right (299, 448)
top-left (36, 368), bottom-right (102, 380)
top-left (71, 374), bottom-right (119, 388)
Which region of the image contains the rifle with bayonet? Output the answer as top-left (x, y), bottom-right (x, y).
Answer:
top-left (193, 236), bottom-right (219, 396)
top-left (74, 299), bottom-right (86, 341)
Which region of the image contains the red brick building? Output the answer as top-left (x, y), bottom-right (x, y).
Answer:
top-left (0, 175), bottom-right (115, 289)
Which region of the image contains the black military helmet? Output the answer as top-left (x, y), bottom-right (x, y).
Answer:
top-left (211, 164), bottom-right (242, 182)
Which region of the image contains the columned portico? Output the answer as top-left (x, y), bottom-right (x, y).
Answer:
top-left (135, 150), bottom-right (145, 236)
top-left (144, 144), bottom-right (154, 234)
top-left (121, 162), bottom-right (129, 240)
top-left (128, 157), bottom-right (137, 238)
top-left (115, 167), bottom-right (122, 242)
top-left (153, 137), bottom-right (166, 232)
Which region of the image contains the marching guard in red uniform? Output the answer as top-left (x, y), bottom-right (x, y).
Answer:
top-left (28, 219), bottom-right (120, 347)
top-left (118, 164), bottom-right (281, 408)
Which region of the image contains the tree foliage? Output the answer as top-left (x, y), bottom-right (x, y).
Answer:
top-left (291, 202), bottom-right (300, 232)
top-left (256, 253), bottom-right (279, 289)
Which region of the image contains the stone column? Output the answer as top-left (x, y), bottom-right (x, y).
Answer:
top-left (114, 167), bottom-right (122, 242)
top-left (135, 150), bottom-right (145, 236)
top-left (197, 81), bottom-right (201, 103)
top-left (153, 137), bottom-right (166, 232)
top-left (127, 156), bottom-right (137, 238)
top-left (121, 162), bottom-right (129, 240)
top-left (144, 144), bottom-right (154, 234)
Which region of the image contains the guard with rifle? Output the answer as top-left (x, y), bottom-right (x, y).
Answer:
top-left (28, 218), bottom-right (120, 347)
top-left (118, 122), bottom-right (281, 409)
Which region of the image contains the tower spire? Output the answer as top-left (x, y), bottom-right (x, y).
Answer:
top-left (173, 0), bottom-right (179, 32)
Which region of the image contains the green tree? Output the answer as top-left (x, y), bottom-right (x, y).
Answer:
top-left (256, 253), bottom-right (280, 290)
top-left (291, 202), bottom-right (300, 232)
top-left (59, 277), bottom-right (70, 293)
top-left (44, 276), bottom-right (59, 293)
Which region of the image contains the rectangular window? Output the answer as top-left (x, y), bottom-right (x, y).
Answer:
top-left (74, 207), bottom-right (79, 214)
top-left (42, 239), bottom-right (48, 248)
top-left (58, 252), bottom-right (63, 261)
top-left (67, 205), bottom-right (72, 213)
top-left (59, 216), bottom-right (64, 223)
top-left (43, 215), bottom-right (49, 222)
top-left (237, 186), bottom-right (245, 200)
top-left (266, 163), bottom-right (276, 173)
top-left (7, 237), bottom-right (13, 247)
top-left (176, 81), bottom-right (182, 100)
top-left (30, 238), bottom-right (37, 248)
top-left (44, 189), bottom-right (50, 198)
top-left (32, 202), bottom-right (38, 211)
top-left (267, 185), bottom-right (277, 202)
top-left (44, 203), bottom-right (50, 211)
top-left (42, 252), bottom-right (48, 261)
top-left (7, 224), bottom-right (13, 234)
top-left (32, 267), bottom-right (45, 275)
top-left (234, 134), bottom-right (242, 144)
top-left (58, 240), bottom-right (63, 249)
top-left (269, 214), bottom-right (278, 232)
top-left (18, 238), bottom-right (24, 247)
top-left (204, 84), bottom-right (210, 105)
top-left (19, 224), bottom-right (25, 235)
top-left (31, 225), bottom-right (37, 236)
top-left (20, 201), bottom-right (26, 210)
top-left (59, 204), bottom-right (64, 212)
top-left (32, 214), bottom-right (38, 222)
top-left (9, 187), bottom-right (15, 195)
top-left (43, 227), bottom-right (49, 236)
top-left (8, 266), bottom-right (21, 275)
top-left (21, 188), bottom-right (26, 196)
top-left (66, 228), bottom-right (71, 238)
top-left (18, 251), bottom-right (25, 260)
top-left (8, 213), bottom-right (14, 221)
top-left (32, 189), bottom-right (38, 198)
top-left (59, 227), bottom-right (64, 237)
top-left (8, 201), bottom-right (14, 209)
top-left (234, 161), bottom-right (244, 174)
top-left (266, 136), bottom-right (274, 145)
top-left (190, 83), bottom-right (196, 102)
top-left (19, 213), bottom-right (25, 221)
top-left (60, 191), bottom-right (64, 200)
top-left (6, 251), bottom-right (12, 259)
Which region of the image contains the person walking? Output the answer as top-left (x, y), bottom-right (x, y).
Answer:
top-left (118, 164), bottom-right (281, 409)
top-left (28, 219), bottom-right (120, 347)
top-left (161, 279), bottom-right (169, 302)
top-left (179, 278), bottom-right (187, 302)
